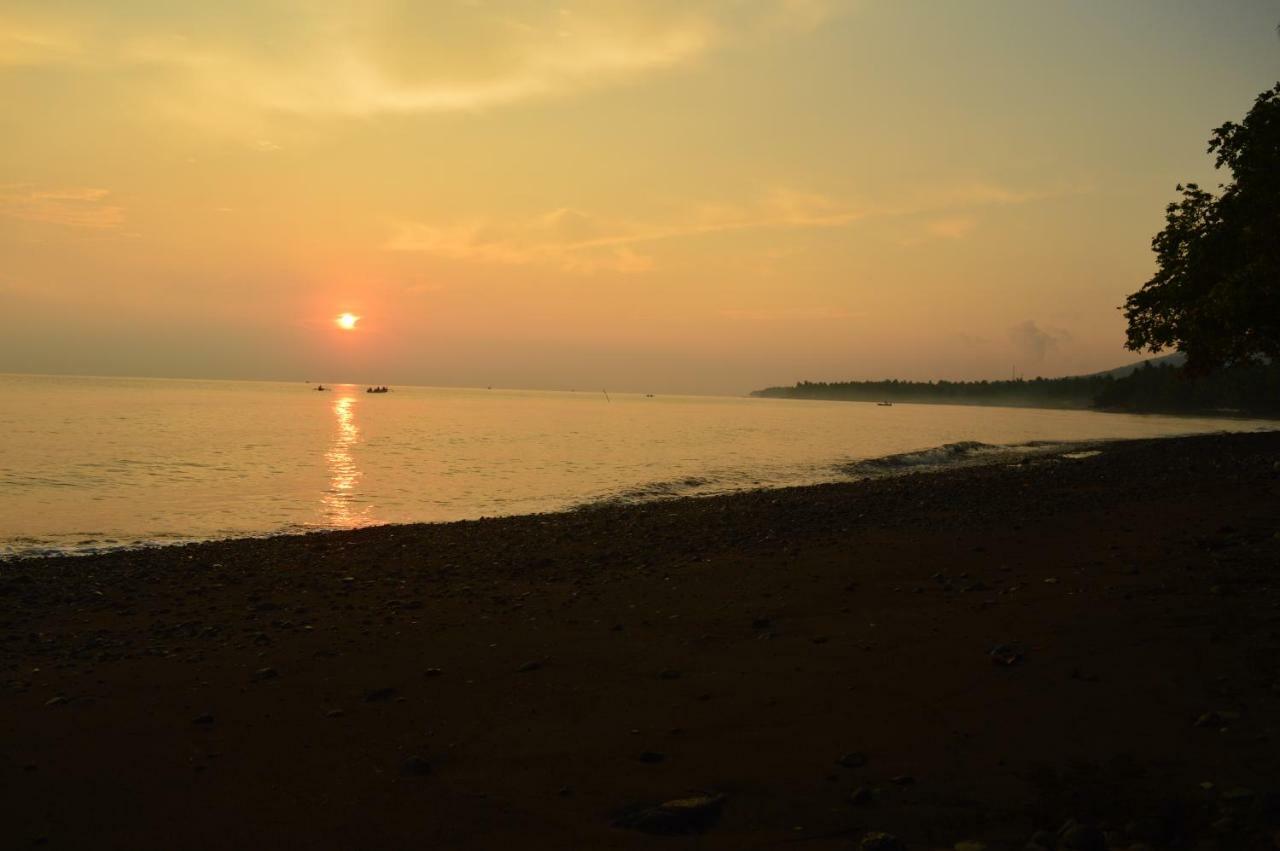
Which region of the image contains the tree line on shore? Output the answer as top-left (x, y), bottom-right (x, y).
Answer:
top-left (758, 79), bottom-right (1279, 417)
top-left (752, 359), bottom-right (1280, 415)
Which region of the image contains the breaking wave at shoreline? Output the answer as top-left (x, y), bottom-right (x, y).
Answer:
top-left (581, 439), bottom-right (1095, 511)
top-left (835, 439), bottom-right (1073, 477)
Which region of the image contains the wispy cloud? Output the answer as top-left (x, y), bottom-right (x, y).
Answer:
top-left (896, 214), bottom-right (980, 246)
top-left (0, 17), bottom-right (82, 66)
top-left (0, 1), bottom-right (842, 120)
top-left (385, 191), bottom-right (868, 273)
top-left (386, 208), bottom-right (657, 274)
top-left (720, 305), bottom-right (863, 321)
top-left (386, 179), bottom-right (1077, 273)
top-left (0, 185), bottom-right (124, 229)
top-left (925, 216), bottom-right (978, 240)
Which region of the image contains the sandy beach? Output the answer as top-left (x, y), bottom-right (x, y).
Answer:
top-left (3, 431), bottom-right (1279, 850)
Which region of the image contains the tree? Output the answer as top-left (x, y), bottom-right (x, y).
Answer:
top-left (1122, 83), bottom-right (1280, 372)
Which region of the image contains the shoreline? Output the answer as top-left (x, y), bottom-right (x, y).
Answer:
top-left (5, 431), bottom-right (1271, 563)
top-left (3, 431), bottom-right (1280, 849)
top-left (752, 392), bottom-right (1280, 420)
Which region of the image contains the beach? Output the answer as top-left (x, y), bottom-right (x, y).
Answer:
top-left (3, 430), bottom-right (1279, 849)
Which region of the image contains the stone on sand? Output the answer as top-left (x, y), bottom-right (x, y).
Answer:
top-left (614, 793), bottom-right (726, 835)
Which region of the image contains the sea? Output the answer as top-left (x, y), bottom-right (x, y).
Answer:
top-left (1, 373), bottom-right (1274, 559)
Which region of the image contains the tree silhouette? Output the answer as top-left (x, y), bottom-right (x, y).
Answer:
top-left (1122, 83), bottom-right (1280, 372)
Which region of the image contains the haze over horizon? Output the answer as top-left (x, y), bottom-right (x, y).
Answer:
top-left (2, 1), bottom-right (1277, 395)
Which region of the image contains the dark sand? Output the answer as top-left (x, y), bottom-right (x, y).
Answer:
top-left (3, 432), bottom-right (1280, 850)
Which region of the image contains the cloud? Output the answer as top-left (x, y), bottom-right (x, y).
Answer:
top-left (384, 191), bottom-right (869, 273)
top-left (0, 185), bottom-right (124, 229)
top-left (386, 179), bottom-right (1073, 273)
top-left (0, 19), bottom-right (80, 66)
top-left (720, 306), bottom-right (863, 321)
top-left (386, 208), bottom-right (656, 274)
top-left (1008, 320), bottom-right (1069, 364)
top-left (925, 216), bottom-right (978, 240)
top-left (897, 215), bottom-right (979, 247)
top-left (0, 1), bottom-right (842, 121)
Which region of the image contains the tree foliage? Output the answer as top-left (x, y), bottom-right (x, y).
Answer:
top-left (1123, 83), bottom-right (1280, 372)
top-left (752, 360), bottom-right (1280, 415)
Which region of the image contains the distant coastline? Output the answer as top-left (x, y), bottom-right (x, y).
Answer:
top-left (752, 357), bottom-right (1280, 417)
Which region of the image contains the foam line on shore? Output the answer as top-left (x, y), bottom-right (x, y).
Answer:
top-left (835, 438), bottom-right (1085, 478)
top-left (0, 435), bottom-right (1192, 561)
top-left (579, 438), bottom-right (1105, 512)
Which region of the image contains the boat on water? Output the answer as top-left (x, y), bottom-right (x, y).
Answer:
top-left (877, 401), bottom-right (893, 406)
top-left (315, 385), bottom-right (329, 391)
top-left (366, 386), bottom-right (390, 394)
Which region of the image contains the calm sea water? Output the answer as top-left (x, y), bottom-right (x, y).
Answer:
top-left (0, 373), bottom-right (1273, 558)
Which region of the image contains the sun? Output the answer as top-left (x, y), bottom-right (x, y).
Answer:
top-left (336, 313), bottom-right (359, 330)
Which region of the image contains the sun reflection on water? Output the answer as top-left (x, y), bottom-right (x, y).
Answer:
top-left (323, 391), bottom-right (371, 527)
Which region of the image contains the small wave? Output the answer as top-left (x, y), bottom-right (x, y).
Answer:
top-left (1, 526), bottom-right (294, 562)
top-left (840, 441), bottom-right (1001, 474)
top-left (837, 439), bottom-right (1088, 478)
top-left (576, 440), bottom-right (1081, 512)
top-left (590, 475), bottom-right (714, 507)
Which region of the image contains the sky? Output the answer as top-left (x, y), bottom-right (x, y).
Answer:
top-left (1, 1), bottom-right (1278, 394)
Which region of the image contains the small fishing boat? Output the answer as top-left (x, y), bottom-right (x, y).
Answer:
top-left (877, 401), bottom-right (893, 406)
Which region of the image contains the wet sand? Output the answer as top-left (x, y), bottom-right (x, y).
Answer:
top-left (3, 431), bottom-right (1279, 850)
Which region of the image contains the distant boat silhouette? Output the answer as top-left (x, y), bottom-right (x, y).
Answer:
top-left (877, 401), bottom-right (893, 406)
top-left (315, 385), bottom-right (329, 391)
top-left (365, 386), bottom-right (390, 394)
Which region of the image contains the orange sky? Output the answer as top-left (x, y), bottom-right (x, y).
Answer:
top-left (2, 1), bottom-right (1278, 393)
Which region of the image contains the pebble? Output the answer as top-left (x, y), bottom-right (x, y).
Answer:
top-left (1058, 821), bottom-right (1106, 851)
top-left (252, 666), bottom-right (277, 681)
top-left (192, 713), bottom-right (214, 725)
top-left (517, 661), bottom-right (542, 673)
top-left (637, 751), bottom-right (666, 764)
top-left (363, 687), bottom-right (397, 702)
top-left (860, 831), bottom-right (906, 851)
top-left (614, 792), bottom-right (726, 835)
top-left (1194, 709), bottom-right (1238, 727)
top-left (849, 786), bottom-right (874, 805)
top-left (989, 643), bottom-right (1024, 666)
top-left (1026, 829), bottom-right (1055, 849)
top-left (837, 752), bottom-right (868, 768)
